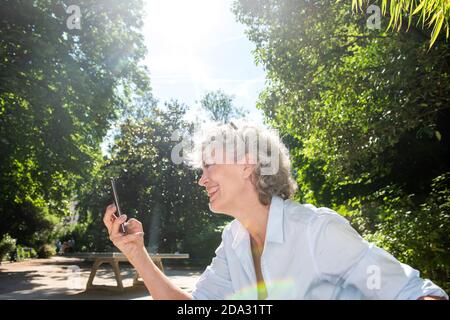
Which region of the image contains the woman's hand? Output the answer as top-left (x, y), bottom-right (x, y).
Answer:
top-left (104, 204), bottom-right (191, 300)
top-left (103, 203), bottom-right (145, 261)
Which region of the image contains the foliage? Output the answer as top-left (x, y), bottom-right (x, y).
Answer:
top-left (0, 0), bottom-right (149, 245)
top-left (37, 243), bottom-right (57, 259)
top-left (199, 90), bottom-right (248, 123)
top-left (352, 0), bottom-right (450, 48)
top-left (16, 245), bottom-right (38, 261)
top-left (0, 234), bottom-right (17, 262)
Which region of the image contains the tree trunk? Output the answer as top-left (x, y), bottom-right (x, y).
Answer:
top-left (147, 202), bottom-right (161, 254)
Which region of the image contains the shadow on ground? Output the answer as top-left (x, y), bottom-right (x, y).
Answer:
top-left (0, 257), bottom-right (202, 300)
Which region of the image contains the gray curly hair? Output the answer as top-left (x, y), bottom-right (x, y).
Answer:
top-left (187, 120), bottom-right (297, 205)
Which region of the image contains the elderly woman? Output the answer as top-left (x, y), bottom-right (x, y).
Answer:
top-left (103, 121), bottom-right (448, 300)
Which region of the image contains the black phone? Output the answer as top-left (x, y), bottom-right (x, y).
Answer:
top-left (111, 178), bottom-right (127, 234)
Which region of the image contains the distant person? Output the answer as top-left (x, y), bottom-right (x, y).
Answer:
top-left (103, 121), bottom-right (448, 300)
top-left (9, 248), bottom-right (17, 262)
top-left (67, 238), bottom-right (75, 253)
top-left (60, 241), bottom-right (68, 255)
top-left (56, 240), bottom-right (62, 255)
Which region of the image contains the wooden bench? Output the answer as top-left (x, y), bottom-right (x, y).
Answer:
top-left (66, 252), bottom-right (189, 291)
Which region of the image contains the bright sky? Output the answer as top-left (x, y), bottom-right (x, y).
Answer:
top-left (142, 0), bottom-right (266, 123)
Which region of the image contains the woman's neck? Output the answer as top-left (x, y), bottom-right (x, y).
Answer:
top-left (231, 192), bottom-right (270, 249)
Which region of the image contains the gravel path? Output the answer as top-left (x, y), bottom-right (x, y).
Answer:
top-left (0, 256), bottom-right (202, 300)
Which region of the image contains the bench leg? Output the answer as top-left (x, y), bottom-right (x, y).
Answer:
top-left (86, 260), bottom-right (102, 290)
top-left (86, 259), bottom-right (124, 291)
top-left (133, 271), bottom-right (142, 285)
top-left (154, 258), bottom-right (164, 273)
top-left (111, 260), bottom-right (124, 290)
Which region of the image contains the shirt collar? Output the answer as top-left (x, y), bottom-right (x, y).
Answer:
top-left (232, 195), bottom-right (285, 250)
top-left (265, 195), bottom-right (285, 244)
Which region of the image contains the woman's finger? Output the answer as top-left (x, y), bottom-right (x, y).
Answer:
top-left (103, 203), bottom-right (117, 233)
top-left (113, 232), bottom-right (145, 246)
top-left (125, 218), bottom-right (143, 233)
top-left (110, 214), bottom-right (127, 236)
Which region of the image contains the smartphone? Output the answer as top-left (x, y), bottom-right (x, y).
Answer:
top-left (111, 178), bottom-right (127, 234)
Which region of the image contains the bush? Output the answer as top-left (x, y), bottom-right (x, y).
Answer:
top-left (16, 245), bottom-right (37, 261)
top-left (37, 244), bottom-right (56, 259)
top-left (0, 234), bottom-right (17, 263)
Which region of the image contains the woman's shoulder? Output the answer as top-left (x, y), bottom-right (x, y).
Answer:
top-left (282, 198), bottom-right (350, 229)
top-left (283, 199), bottom-right (365, 254)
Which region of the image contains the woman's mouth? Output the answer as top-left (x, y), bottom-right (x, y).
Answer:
top-left (207, 187), bottom-right (219, 200)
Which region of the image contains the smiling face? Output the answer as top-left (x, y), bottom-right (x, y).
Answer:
top-left (198, 157), bottom-right (254, 214)
top-left (188, 122), bottom-right (297, 212)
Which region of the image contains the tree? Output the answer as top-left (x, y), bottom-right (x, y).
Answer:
top-left (199, 89), bottom-right (248, 123)
top-left (0, 0), bottom-right (149, 245)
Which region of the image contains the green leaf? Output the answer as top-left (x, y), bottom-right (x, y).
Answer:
top-left (412, 1), bottom-right (425, 15)
top-left (435, 131), bottom-right (442, 141)
top-left (429, 13), bottom-right (445, 48)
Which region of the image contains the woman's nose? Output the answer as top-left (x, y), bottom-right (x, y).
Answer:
top-left (198, 172), bottom-right (208, 186)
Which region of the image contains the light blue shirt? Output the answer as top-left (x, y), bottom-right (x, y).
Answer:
top-left (191, 196), bottom-right (448, 300)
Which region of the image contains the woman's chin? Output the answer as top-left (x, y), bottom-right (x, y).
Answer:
top-left (208, 200), bottom-right (225, 214)
top-left (208, 202), bottom-right (219, 213)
